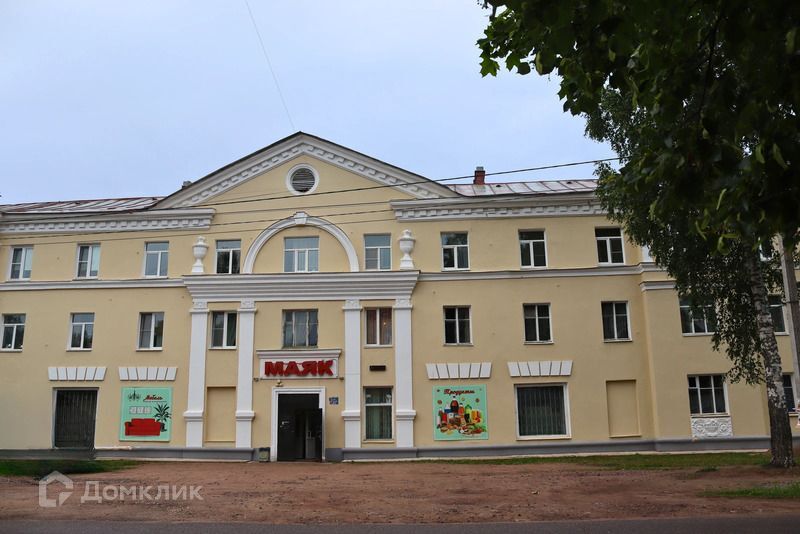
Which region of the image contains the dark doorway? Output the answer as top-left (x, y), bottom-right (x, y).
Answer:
top-left (276, 393), bottom-right (322, 461)
top-left (54, 389), bottom-right (97, 448)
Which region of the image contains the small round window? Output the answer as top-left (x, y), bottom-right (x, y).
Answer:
top-left (287, 165), bottom-right (318, 195)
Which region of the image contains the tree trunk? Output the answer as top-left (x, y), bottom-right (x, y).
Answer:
top-left (779, 235), bottom-right (800, 411)
top-left (746, 252), bottom-right (795, 467)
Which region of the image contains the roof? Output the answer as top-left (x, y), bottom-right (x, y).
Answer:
top-left (0, 197), bottom-right (162, 214)
top-left (446, 179), bottom-right (597, 197)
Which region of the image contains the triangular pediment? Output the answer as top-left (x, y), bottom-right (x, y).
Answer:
top-left (155, 132), bottom-right (457, 209)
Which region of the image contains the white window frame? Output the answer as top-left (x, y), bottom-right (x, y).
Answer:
top-left (75, 244), bottom-right (101, 279)
top-left (679, 298), bottom-right (716, 335)
top-left (601, 301), bottom-right (631, 341)
top-left (215, 240), bottom-right (241, 275)
top-left (519, 230), bottom-right (547, 268)
top-left (282, 309), bottom-right (319, 348)
top-left (283, 237), bottom-right (320, 273)
top-left (1, 313), bottom-right (25, 351)
top-left (523, 303), bottom-right (552, 344)
top-left (687, 374), bottom-right (728, 416)
top-left (143, 242), bottom-right (169, 278)
top-left (137, 312), bottom-right (165, 350)
top-left (514, 383), bottom-right (571, 440)
top-left (8, 245), bottom-right (33, 280)
top-left (768, 295), bottom-right (787, 334)
top-left (441, 232), bottom-right (470, 271)
top-left (210, 311), bottom-right (237, 349)
top-left (68, 313), bottom-right (95, 351)
top-left (365, 308), bottom-right (393, 347)
top-left (443, 306), bottom-right (472, 345)
top-left (363, 386), bottom-right (394, 441)
top-left (364, 234), bottom-right (392, 271)
top-left (595, 227), bottom-right (625, 265)
top-left (783, 374), bottom-right (798, 414)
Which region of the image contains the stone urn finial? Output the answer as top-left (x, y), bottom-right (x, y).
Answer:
top-left (192, 236), bottom-right (209, 274)
top-left (397, 229), bottom-right (416, 270)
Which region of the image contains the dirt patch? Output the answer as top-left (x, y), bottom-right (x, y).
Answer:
top-left (1, 461), bottom-right (799, 523)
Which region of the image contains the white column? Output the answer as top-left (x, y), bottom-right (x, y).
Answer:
top-left (394, 297), bottom-right (416, 448)
top-left (184, 300), bottom-right (209, 447)
top-left (342, 298), bottom-right (362, 449)
top-left (235, 299), bottom-right (256, 448)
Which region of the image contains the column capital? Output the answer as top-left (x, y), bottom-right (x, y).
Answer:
top-left (238, 299), bottom-right (257, 313)
top-left (190, 300), bottom-right (209, 314)
top-left (342, 298), bottom-right (362, 311)
top-left (393, 297), bottom-right (413, 310)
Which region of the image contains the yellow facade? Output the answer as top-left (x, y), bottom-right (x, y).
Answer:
top-left (0, 133), bottom-right (797, 460)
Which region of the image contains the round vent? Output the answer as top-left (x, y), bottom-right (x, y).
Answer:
top-left (288, 166), bottom-right (317, 194)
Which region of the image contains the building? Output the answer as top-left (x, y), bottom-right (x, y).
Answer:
top-left (1, 132), bottom-right (798, 461)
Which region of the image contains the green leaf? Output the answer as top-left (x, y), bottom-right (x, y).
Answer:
top-left (517, 61), bottom-right (532, 75)
top-left (716, 188), bottom-right (727, 211)
top-left (534, 52), bottom-right (544, 75)
top-left (755, 145), bottom-right (765, 164)
top-left (787, 28), bottom-right (797, 54)
top-left (772, 143), bottom-right (788, 170)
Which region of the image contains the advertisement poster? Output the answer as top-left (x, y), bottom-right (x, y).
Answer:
top-left (433, 385), bottom-right (488, 440)
top-left (119, 387), bottom-right (172, 441)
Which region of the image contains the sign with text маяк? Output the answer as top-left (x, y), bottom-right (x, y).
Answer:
top-left (119, 387), bottom-right (172, 441)
top-left (433, 385), bottom-right (488, 440)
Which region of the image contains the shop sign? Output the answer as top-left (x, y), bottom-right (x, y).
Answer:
top-left (260, 357), bottom-right (338, 379)
top-left (119, 387), bottom-right (172, 441)
top-left (433, 385), bottom-right (488, 441)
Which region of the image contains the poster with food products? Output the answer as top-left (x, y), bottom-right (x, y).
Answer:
top-left (433, 385), bottom-right (488, 440)
top-left (119, 387), bottom-right (172, 441)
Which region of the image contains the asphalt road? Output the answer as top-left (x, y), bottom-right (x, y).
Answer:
top-left (2, 516), bottom-right (800, 533)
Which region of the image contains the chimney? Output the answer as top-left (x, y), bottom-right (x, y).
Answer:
top-left (181, 180), bottom-right (192, 189)
top-left (473, 166), bottom-right (486, 185)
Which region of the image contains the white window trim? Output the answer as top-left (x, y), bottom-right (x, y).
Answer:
top-left (784, 374), bottom-right (798, 414)
top-left (441, 232), bottom-right (470, 271)
top-left (215, 241), bottom-right (241, 275)
top-left (364, 308), bottom-right (393, 347)
top-left (768, 296), bottom-right (788, 334)
top-left (75, 244), bottom-right (100, 279)
top-left (284, 237), bottom-right (320, 273)
top-left (282, 309), bottom-right (318, 348)
top-left (1, 314), bottom-right (25, 352)
top-left (519, 230), bottom-right (548, 269)
top-left (363, 386), bottom-right (395, 442)
top-left (443, 306), bottom-right (473, 346)
top-left (679, 299), bottom-right (716, 336)
top-left (210, 311), bottom-right (237, 349)
top-left (688, 374), bottom-right (729, 416)
top-left (67, 313), bottom-right (94, 351)
top-left (514, 382), bottom-right (572, 440)
top-left (364, 234), bottom-right (392, 271)
top-left (523, 303), bottom-right (553, 344)
top-left (602, 301), bottom-right (632, 342)
top-left (137, 312), bottom-right (164, 351)
top-left (595, 227), bottom-right (626, 265)
top-left (7, 245), bottom-right (33, 281)
top-left (142, 242), bottom-right (169, 279)
top-left (285, 164), bottom-right (320, 196)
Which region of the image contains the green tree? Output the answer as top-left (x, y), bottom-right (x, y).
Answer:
top-left (479, 1), bottom-right (800, 466)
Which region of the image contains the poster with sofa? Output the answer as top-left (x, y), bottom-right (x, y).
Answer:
top-left (433, 385), bottom-right (488, 440)
top-left (119, 387), bottom-right (172, 441)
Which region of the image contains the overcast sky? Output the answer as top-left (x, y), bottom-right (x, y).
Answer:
top-left (0, 1), bottom-right (613, 205)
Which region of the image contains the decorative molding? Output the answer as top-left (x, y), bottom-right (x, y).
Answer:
top-left (394, 297), bottom-right (413, 310)
top-left (426, 362), bottom-right (492, 380)
top-left (391, 194), bottom-right (604, 221)
top-left (507, 360), bottom-right (572, 378)
top-left (241, 212), bottom-right (359, 273)
top-left (182, 271), bottom-right (419, 302)
top-left (420, 265), bottom-right (647, 282)
top-left (342, 299), bottom-right (362, 311)
top-left (48, 366), bottom-right (106, 381)
top-left (640, 280), bottom-right (676, 292)
top-left (239, 299), bottom-right (257, 311)
top-left (257, 349), bottom-right (342, 359)
top-left (690, 416), bottom-right (733, 438)
top-left (118, 367), bottom-right (177, 381)
top-left (0, 209), bottom-right (214, 234)
top-left (0, 279), bottom-right (183, 292)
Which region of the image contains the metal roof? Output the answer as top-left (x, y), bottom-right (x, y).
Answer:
top-left (0, 197), bottom-right (162, 214)
top-left (446, 179), bottom-right (597, 196)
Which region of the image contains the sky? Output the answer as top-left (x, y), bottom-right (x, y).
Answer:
top-left (0, 1), bottom-right (613, 205)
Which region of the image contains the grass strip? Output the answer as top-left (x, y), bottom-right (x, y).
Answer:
top-left (0, 459), bottom-right (139, 478)
top-left (704, 481), bottom-right (800, 499)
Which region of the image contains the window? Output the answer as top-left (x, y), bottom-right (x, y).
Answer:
top-left (365, 308), bottom-right (392, 346)
top-left (144, 242), bottom-right (169, 277)
top-left (215, 240), bottom-right (241, 274)
top-left (601, 302), bottom-right (630, 341)
top-left (364, 387), bottom-right (392, 440)
top-left (441, 232), bottom-right (469, 270)
top-left (9, 246), bottom-right (33, 280)
top-left (138, 312), bottom-right (164, 350)
top-left (783, 375), bottom-right (797, 413)
top-left (283, 310), bottom-right (318, 347)
top-left (444, 306), bottom-right (471, 344)
top-left (211, 311), bottom-right (237, 348)
top-left (769, 295), bottom-right (786, 333)
top-left (365, 234), bottom-right (391, 270)
top-left (688, 375), bottom-right (727, 415)
top-left (1, 314), bottom-right (25, 350)
top-left (679, 298), bottom-right (717, 334)
top-left (76, 244), bottom-right (100, 278)
top-left (70, 313), bottom-right (94, 350)
top-left (284, 237), bottom-right (319, 273)
top-left (516, 385), bottom-right (568, 437)
top-left (595, 228), bottom-right (624, 264)
top-left (523, 304), bottom-right (551, 343)
top-left (287, 165), bottom-right (318, 194)
top-left (519, 231), bottom-right (546, 268)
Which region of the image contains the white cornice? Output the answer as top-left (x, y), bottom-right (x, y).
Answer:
top-left (420, 265), bottom-right (656, 281)
top-left (183, 271), bottom-right (420, 302)
top-left (0, 279), bottom-right (184, 291)
top-left (157, 135), bottom-right (456, 209)
top-left (640, 280), bottom-right (676, 292)
top-left (0, 208), bottom-right (214, 235)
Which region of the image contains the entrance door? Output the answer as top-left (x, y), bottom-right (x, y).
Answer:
top-left (276, 393), bottom-right (322, 461)
top-left (54, 390), bottom-right (98, 448)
